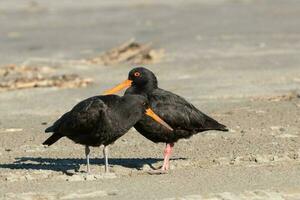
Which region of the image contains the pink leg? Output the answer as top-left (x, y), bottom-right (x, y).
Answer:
top-left (161, 143), bottom-right (174, 171)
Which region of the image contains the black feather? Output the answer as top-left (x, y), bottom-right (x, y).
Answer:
top-left (43, 95), bottom-right (150, 147)
top-left (125, 67), bottom-right (229, 143)
top-left (45, 126), bottom-right (54, 133)
top-left (43, 133), bottom-right (62, 146)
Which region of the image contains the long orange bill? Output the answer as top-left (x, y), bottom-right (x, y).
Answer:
top-left (145, 108), bottom-right (173, 131)
top-left (104, 79), bottom-right (132, 95)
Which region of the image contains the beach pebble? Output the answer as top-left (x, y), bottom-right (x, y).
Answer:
top-left (85, 174), bottom-right (97, 181)
top-left (270, 126), bottom-right (285, 132)
top-left (276, 133), bottom-right (297, 138)
top-left (4, 128), bottom-right (23, 132)
top-left (101, 173), bottom-right (117, 179)
top-left (254, 155), bottom-right (270, 163)
top-left (66, 174), bottom-right (84, 182)
top-left (142, 164), bottom-right (151, 171)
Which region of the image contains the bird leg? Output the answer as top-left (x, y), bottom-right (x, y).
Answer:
top-left (85, 145), bottom-right (91, 173)
top-left (147, 143), bottom-right (174, 175)
top-left (103, 145), bottom-right (109, 173)
top-left (161, 143), bottom-right (174, 171)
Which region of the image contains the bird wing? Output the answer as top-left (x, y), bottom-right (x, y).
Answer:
top-left (149, 89), bottom-right (227, 131)
top-left (46, 96), bottom-right (111, 136)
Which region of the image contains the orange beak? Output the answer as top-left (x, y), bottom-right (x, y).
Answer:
top-left (145, 108), bottom-right (173, 131)
top-left (104, 79), bottom-right (132, 95)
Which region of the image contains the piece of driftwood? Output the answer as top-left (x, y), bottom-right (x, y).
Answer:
top-left (0, 64), bottom-right (92, 92)
top-left (86, 39), bottom-right (165, 65)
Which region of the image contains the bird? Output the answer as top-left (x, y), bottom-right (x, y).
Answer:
top-left (104, 67), bottom-right (228, 173)
top-left (43, 94), bottom-right (173, 173)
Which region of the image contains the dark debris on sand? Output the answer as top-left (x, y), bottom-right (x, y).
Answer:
top-left (251, 91), bottom-right (300, 102)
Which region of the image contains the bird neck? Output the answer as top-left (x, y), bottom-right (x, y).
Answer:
top-left (111, 101), bottom-right (143, 130)
top-left (134, 79), bottom-right (158, 94)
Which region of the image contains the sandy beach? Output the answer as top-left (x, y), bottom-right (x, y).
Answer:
top-left (0, 0), bottom-right (300, 199)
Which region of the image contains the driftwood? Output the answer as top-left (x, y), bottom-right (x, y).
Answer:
top-left (85, 39), bottom-right (165, 65)
top-left (0, 64), bottom-right (92, 92)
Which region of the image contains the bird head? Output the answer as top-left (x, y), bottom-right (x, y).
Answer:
top-left (104, 67), bottom-right (157, 95)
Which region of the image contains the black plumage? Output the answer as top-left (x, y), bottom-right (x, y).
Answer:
top-left (133, 89), bottom-right (227, 142)
top-left (43, 94), bottom-right (172, 173)
top-left (105, 67), bottom-right (228, 172)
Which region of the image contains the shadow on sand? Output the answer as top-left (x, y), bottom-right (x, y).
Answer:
top-left (0, 157), bottom-right (186, 173)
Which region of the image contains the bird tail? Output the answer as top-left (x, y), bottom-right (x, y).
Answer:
top-left (45, 125), bottom-right (55, 133)
top-left (42, 133), bottom-right (62, 146)
top-left (204, 116), bottom-right (229, 132)
top-left (214, 123), bottom-right (229, 132)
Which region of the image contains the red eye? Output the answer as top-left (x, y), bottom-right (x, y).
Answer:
top-left (134, 72), bottom-right (141, 77)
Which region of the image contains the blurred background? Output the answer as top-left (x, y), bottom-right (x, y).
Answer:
top-left (1, 0), bottom-right (299, 98)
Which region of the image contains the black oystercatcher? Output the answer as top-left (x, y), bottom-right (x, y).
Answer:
top-left (104, 67), bottom-right (228, 173)
top-left (43, 94), bottom-right (173, 173)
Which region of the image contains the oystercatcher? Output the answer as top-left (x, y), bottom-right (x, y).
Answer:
top-left (43, 94), bottom-right (173, 173)
top-left (104, 67), bottom-right (228, 173)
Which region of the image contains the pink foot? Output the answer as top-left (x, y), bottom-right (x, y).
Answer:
top-left (147, 143), bottom-right (174, 175)
top-left (162, 143), bottom-right (174, 170)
